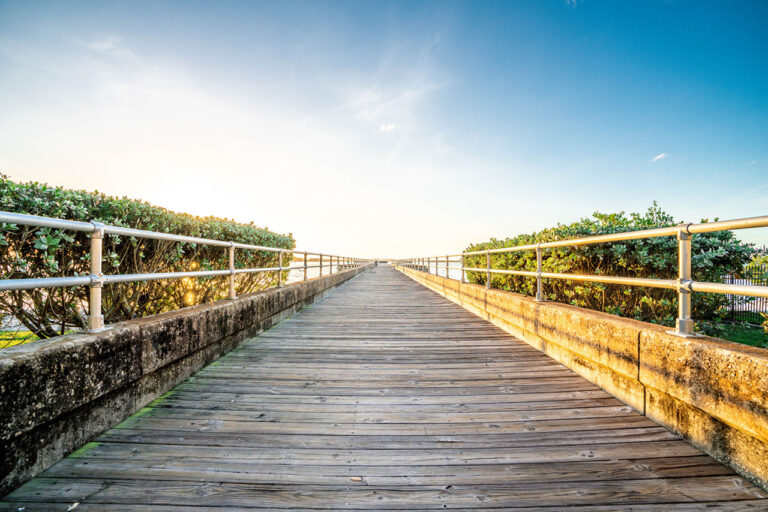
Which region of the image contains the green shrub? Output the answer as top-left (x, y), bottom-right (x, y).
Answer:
top-left (464, 203), bottom-right (754, 335)
top-left (0, 174), bottom-right (295, 338)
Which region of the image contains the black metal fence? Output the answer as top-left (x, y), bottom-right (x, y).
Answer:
top-left (724, 263), bottom-right (768, 324)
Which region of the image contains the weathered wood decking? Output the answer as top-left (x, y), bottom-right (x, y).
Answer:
top-left (3, 265), bottom-right (767, 510)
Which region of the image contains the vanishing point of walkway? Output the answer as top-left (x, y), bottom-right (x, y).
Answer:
top-left (3, 266), bottom-right (767, 510)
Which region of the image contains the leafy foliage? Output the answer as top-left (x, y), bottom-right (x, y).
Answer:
top-left (0, 174), bottom-right (295, 338)
top-left (464, 203), bottom-right (754, 334)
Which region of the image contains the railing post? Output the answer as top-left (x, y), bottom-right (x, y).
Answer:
top-left (461, 254), bottom-right (466, 283)
top-left (319, 253), bottom-right (323, 277)
top-left (228, 243), bottom-right (236, 300)
top-left (278, 250), bottom-right (284, 287)
top-left (486, 253), bottom-right (491, 289)
top-left (87, 222), bottom-right (106, 332)
top-left (674, 227), bottom-right (694, 336)
top-left (445, 255), bottom-right (449, 279)
top-left (303, 251), bottom-right (308, 281)
top-left (535, 244), bottom-right (544, 302)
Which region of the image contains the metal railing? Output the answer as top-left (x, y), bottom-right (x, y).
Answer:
top-left (723, 263), bottom-right (768, 324)
top-left (393, 215), bottom-right (768, 337)
top-left (0, 211), bottom-right (369, 332)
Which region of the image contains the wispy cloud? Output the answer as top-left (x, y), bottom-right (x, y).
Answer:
top-left (651, 153), bottom-right (667, 162)
top-left (83, 34), bottom-right (136, 59)
top-left (748, 160), bottom-right (758, 166)
top-left (347, 80), bottom-right (443, 128)
top-left (337, 25), bottom-right (453, 160)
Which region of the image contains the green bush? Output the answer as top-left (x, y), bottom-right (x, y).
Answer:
top-left (0, 174), bottom-right (295, 338)
top-left (464, 203), bottom-right (754, 335)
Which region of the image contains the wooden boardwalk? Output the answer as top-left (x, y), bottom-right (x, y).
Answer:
top-left (3, 265), bottom-right (767, 510)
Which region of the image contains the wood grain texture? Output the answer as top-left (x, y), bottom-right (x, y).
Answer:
top-left (3, 265), bottom-right (766, 510)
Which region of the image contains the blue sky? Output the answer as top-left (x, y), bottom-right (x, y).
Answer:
top-left (1, 0), bottom-right (766, 257)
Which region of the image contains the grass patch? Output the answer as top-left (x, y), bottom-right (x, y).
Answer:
top-left (717, 323), bottom-right (768, 349)
top-left (0, 330), bottom-right (38, 349)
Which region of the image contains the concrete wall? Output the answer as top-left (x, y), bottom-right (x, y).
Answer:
top-left (396, 266), bottom-right (768, 491)
top-left (0, 266), bottom-right (366, 495)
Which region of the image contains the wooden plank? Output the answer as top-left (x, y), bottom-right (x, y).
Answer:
top-left (42, 456), bottom-right (733, 485)
top-left (6, 477), bottom-right (767, 508)
top-left (97, 426), bottom-right (678, 448)
top-left (4, 501), bottom-right (768, 512)
top-left (3, 265), bottom-right (765, 509)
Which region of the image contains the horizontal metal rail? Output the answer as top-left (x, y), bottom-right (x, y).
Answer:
top-left (393, 214), bottom-right (768, 337)
top-left (0, 210), bottom-right (369, 331)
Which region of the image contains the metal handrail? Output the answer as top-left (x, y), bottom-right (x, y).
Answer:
top-left (393, 214), bottom-right (768, 337)
top-left (0, 211), bottom-right (369, 331)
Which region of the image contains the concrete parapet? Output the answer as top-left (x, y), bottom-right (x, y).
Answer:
top-left (0, 267), bottom-right (366, 494)
top-left (397, 266), bottom-right (768, 491)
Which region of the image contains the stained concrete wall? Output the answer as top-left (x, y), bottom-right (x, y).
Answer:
top-left (0, 266), bottom-right (367, 495)
top-left (396, 266), bottom-right (768, 491)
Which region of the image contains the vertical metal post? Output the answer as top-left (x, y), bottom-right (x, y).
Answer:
top-left (674, 228), bottom-right (694, 336)
top-left (319, 253), bottom-right (323, 277)
top-left (460, 254), bottom-right (466, 283)
top-left (87, 222), bottom-right (105, 331)
top-left (278, 251), bottom-right (283, 287)
top-left (228, 243), bottom-right (236, 299)
top-left (486, 252), bottom-right (491, 289)
top-left (303, 252), bottom-right (308, 281)
top-left (535, 245), bottom-right (544, 302)
top-left (445, 255), bottom-right (449, 279)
